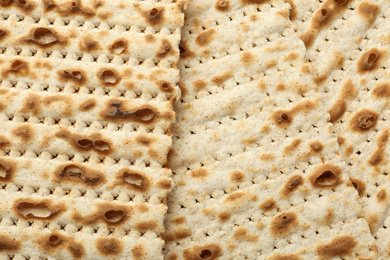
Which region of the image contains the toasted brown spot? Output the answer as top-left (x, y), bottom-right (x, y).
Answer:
top-left (314, 74), bottom-right (328, 85)
top-left (23, 27), bottom-right (67, 47)
top-left (2, 59), bottom-right (30, 78)
top-left (0, 234), bottom-right (21, 251)
top-left (0, 135), bottom-right (10, 149)
top-left (215, 0), bottom-right (230, 12)
top-left (156, 179), bottom-right (172, 190)
top-left (116, 168), bottom-right (151, 193)
top-left (224, 192), bottom-right (244, 202)
top-left (309, 164), bottom-right (342, 188)
top-left (12, 124), bottom-right (34, 142)
top-left (268, 253), bottom-right (302, 260)
top-left (260, 153), bottom-right (275, 161)
top-left (195, 29), bottom-right (216, 47)
top-left (349, 109), bottom-right (378, 132)
top-left (240, 52), bottom-right (255, 66)
top-left (183, 244), bottom-right (222, 260)
top-left (65, 241), bottom-right (84, 258)
top-left (21, 93), bottom-right (41, 115)
top-left (43, 0), bottom-right (95, 17)
top-left (142, 7), bottom-right (165, 26)
top-left (179, 41), bottom-right (195, 59)
top-left (132, 244), bottom-right (145, 259)
top-left (79, 36), bottom-right (100, 52)
top-left (36, 232), bottom-right (67, 252)
top-left (285, 0), bottom-right (297, 21)
top-left (230, 170), bottom-right (244, 183)
top-left (233, 227), bottom-right (258, 242)
top-left (259, 198), bottom-right (276, 211)
top-left (357, 1), bottom-right (379, 26)
top-left (218, 212), bottom-right (231, 222)
top-left (368, 129), bottom-right (389, 166)
top-left (164, 230), bottom-right (191, 243)
top-left (212, 70), bottom-right (233, 85)
top-left (357, 48), bottom-right (383, 74)
top-left (325, 208), bottom-right (335, 225)
top-left (372, 83), bottom-right (390, 98)
top-left (241, 0), bottom-right (270, 4)
top-left (0, 28), bottom-right (8, 41)
top-left (135, 135), bottom-right (155, 146)
top-left (271, 110), bottom-right (293, 128)
top-left (172, 216), bottom-right (186, 225)
top-left (156, 39), bottom-right (174, 58)
top-left (0, 158), bottom-right (16, 182)
top-left (136, 220), bottom-right (157, 231)
top-left (193, 79), bottom-right (207, 91)
top-left (376, 189), bottom-right (387, 203)
top-left (328, 79), bottom-right (357, 122)
top-left (13, 198), bottom-right (65, 220)
top-left (0, 0), bottom-right (35, 13)
top-left (55, 129), bottom-right (113, 156)
top-left (54, 163), bottom-right (105, 186)
top-left (157, 80), bottom-right (174, 93)
top-left (57, 69), bottom-right (86, 85)
top-left (350, 178), bottom-right (366, 197)
top-left (96, 238), bottom-right (123, 256)
top-left (191, 169), bottom-right (209, 178)
top-left (281, 175), bottom-right (303, 197)
top-left (270, 212), bottom-right (298, 236)
top-left (309, 141), bottom-right (324, 154)
top-left (283, 139), bottom-right (302, 155)
top-left (79, 99), bottom-right (96, 111)
top-left (316, 235), bottom-right (356, 257)
top-left (43, 95), bottom-right (72, 116)
top-left (72, 203), bottom-right (131, 226)
top-left (98, 68), bottom-right (121, 86)
top-left (100, 99), bottom-right (157, 124)
top-left (367, 214), bottom-right (379, 233)
top-left (145, 34), bottom-right (155, 43)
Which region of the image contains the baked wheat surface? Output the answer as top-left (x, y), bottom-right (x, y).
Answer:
top-left (0, 0), bottom-right (184, 259)
top-left (164, 0), bottom-right (378, 259)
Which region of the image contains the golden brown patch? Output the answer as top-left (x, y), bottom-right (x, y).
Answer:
top-left (36, 232), bottom-right (68, 252)
top-left (349, 109), bottom-right (378, 132)
top-left (0, 233), bottom-right (20, 251)
top-left (357, 48), bottom-right (384, 74)
top-left (0, 0), bottom-right (35, 13)
top-left (156, 179), bottom-right (172, 190)
top-left (54, 163), bottom-right (105, 186)
top-left (183, 244), bottom-right (222, 260)
top-left (43, 95), bottom-right (73, 116)
top-left (21, 93), bottom-right (41, 115)
top-left (136, 220), bottom-right (158, 231)
top-left (372, 83), bottom-right (390, 98)
top-left (268, 253), bottom-right (302, 260)
top-left (215, 0), bottom-right (230, 12)
top-left (241, 0), bottom-right (270, 4)
top-left (156, 80), bottom-right (174, 93)
top-left (211, 70), bottom-right (233, 85)
top-left (224, 192), bottom-right (244, 202)
top-left (193, 79), bottom-right (207, 91)
top-left (357, 1), bottom-right (379, 26)
top-left (285, 0), bottom-right (297, 21)
top-left (13, 198), bottom-right (65, 220)
top-left (142, 7), bottom-right (165, 26)
top-left (0, 135), bottom-right (10, 149)
top-left (0, 28), bottom-right (9, 41)
top-left (218, 212), bottom-right (231, 222)
top-left (156, 39), bottom-right (175, 58)
top-left (12, 124), bottom-right (34, 142)
top-left (368, 130), bottom-right (389, 166)
top-left (135, 135), bottom-right (155, 146)
top-left (328, 79), bottom-right (357, 123)
top-left (260, 153), bottom-right (275, 161)
top-left (67, 241), bottom-right (85, 258)
top-left (132, 244), bottom-right (145, 259)
top-left (230, 170), bottom-right (245, 183)
top-left (376, 189), bottom-right (387, 203)
top-left (233, 227), bottom-right (258, 242)
top-left (270, 212), bottom-right (299, 236)
top-left (283, 139), bottom-right (302, 155)
top-left (259, 198), bottom-right (276, 211)
top-left (240, 52), bottom-right (255, 66)
top-left (2, 59), bottom-right (30, 78)
top-left (309, 141), bottom-right (324, 153)
top-left (0, 158), bottom-right (17, 182)
top-left (57, 69), bottom-right (87, 86)
top-left (316, 235), bottom-right (356, 257)
top-left (22, 27), bottom-right (67, 48)
top-left (191, 168), bottom-right (209, 178)
top-left (79, 99), bottom-right (97, 111)
top-left (72, 203), bottom-right (131, 226)
top-left (324, 208), bottom-right (334, 225)
top-left (195, 29), bottom-right (216, 47)
top-left (180, 41), bottom-right (195, 59)
top-left (42, 0), bottom-right (95, 17)
top-left (97, 68), bottom-right (121, 86)
top-left (350, 178), bottom-right (366, 197)
top-left (281, 175), bottom-right (304, 197)
top-left (283, 51), bottom-right (299, 61)
top-left (164, 230), bottom-right (191, 243)
top-left (79, 36), bottom-right (100, 52)
top-left (96, 238), bottom-right (123, 256)
top-left (171, 216), bottom-right (186, 225)
top-left (271, 100), bottom-right (317, 128)
top-left (309, 164), bottom-right (342, 188)
top-left (115, 168), bottom-right (152, 193)
top-left (145, 34), bottom-right (155, 43)
top-left (55, 129), bottom-right (114, 156)
top-left (100, 99), bottom-right (158, 124)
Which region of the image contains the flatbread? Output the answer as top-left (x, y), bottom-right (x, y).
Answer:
top-left (0, 0), bottom-right (184, 259)
top-left (289, 0), bottom-right (390, 256)
top-left (164, 0), bottom-right (378, 259)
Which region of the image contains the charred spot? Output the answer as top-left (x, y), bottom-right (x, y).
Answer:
top-left (55, 163), bottom-right (105, 186)
top-left (270, 212), bottom-right (298, 236)
top-left (117, 169), bottom-right (151, 193)
top-left (79, 99), bottom-right (97, 111)
top-left (350, 178), bottom-right (366, 197)
top-left (0, 158), bottom-right (16, 182)
top-left (215, 0), bottom-right (230, 12)
top-left (0, 28), bottom-right (9, 41)
top-left (183, 244), bottom-right (222, 260)
top-left (96, 238), bottom-right (123, 256)
top-left (157, 80), bottom-right (174, 93)
top-left (349, 109), bottom-right (378, 132)
top-left (57, 69), bottom-right (86, 85)
top-left (0, 234), bottom-right (21, 251)
top-left (195, 29), bottom-right (216, 47)
top-left (316, 235), bottom-right (356, 257)
top-left (100, 99), bottom-right (157, 124)
top-left (156, 39), bottom-right (174, 58)
top-left (259, 198), bottom-right (276, 211)
top-left (110, 39), bottom-right (128, 54)
top-left (271, 110), bottom-right (293, 128)
top-left (281, 175), bottom-right (303, 197)
top-left (12, 124), bottom-right (34, 142)
top-left (13, 199), bottom-right (65, 220)
top-left (309, 164), bottom-right (342, 188)
top-left (357, 48), bottom-right (383, 73)
top-left (0, 135), bottom-right (10, 149)
top-left (98, 68), bottom-right (121, 86)
top-left (79, 36), bottom-right (100, 52)
top-left (72, 203), bottom-right (131, 226)
top-left (179, 41), bottom-right (195, 59)
top-left (142, 7), bottom-right (165, 26)
top-left (23, 27), bottom-right (67, 48)
top-left (67, 241), bottom-right (85, 258)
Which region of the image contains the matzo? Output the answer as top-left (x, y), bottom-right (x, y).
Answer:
top-left (164, 0), bottom-right (378, 259)
top-left (0, 0), bottom-right (184, 259)
top-left (287, 0), bottom-right (390, 256)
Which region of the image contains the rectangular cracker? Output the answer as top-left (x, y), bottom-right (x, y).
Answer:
top-left (0, 0), bottom-right (184, 259)
top-left (290, 0), bottom-right (390, 256)
top-left (163, 0), bottom-right (379, 259)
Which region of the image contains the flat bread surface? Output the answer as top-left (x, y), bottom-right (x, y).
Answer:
top-left (164, 0), bottom-right (378, 259)
top-left (0, 0), bottom-right (184, 259)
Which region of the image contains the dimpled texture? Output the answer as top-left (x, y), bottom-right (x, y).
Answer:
top-left (0, 0), bottom-right (184, 259)
top-left (163, 0), bottom-right (378, 259)
top-left (290, 0), bottom-right (390, 256)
